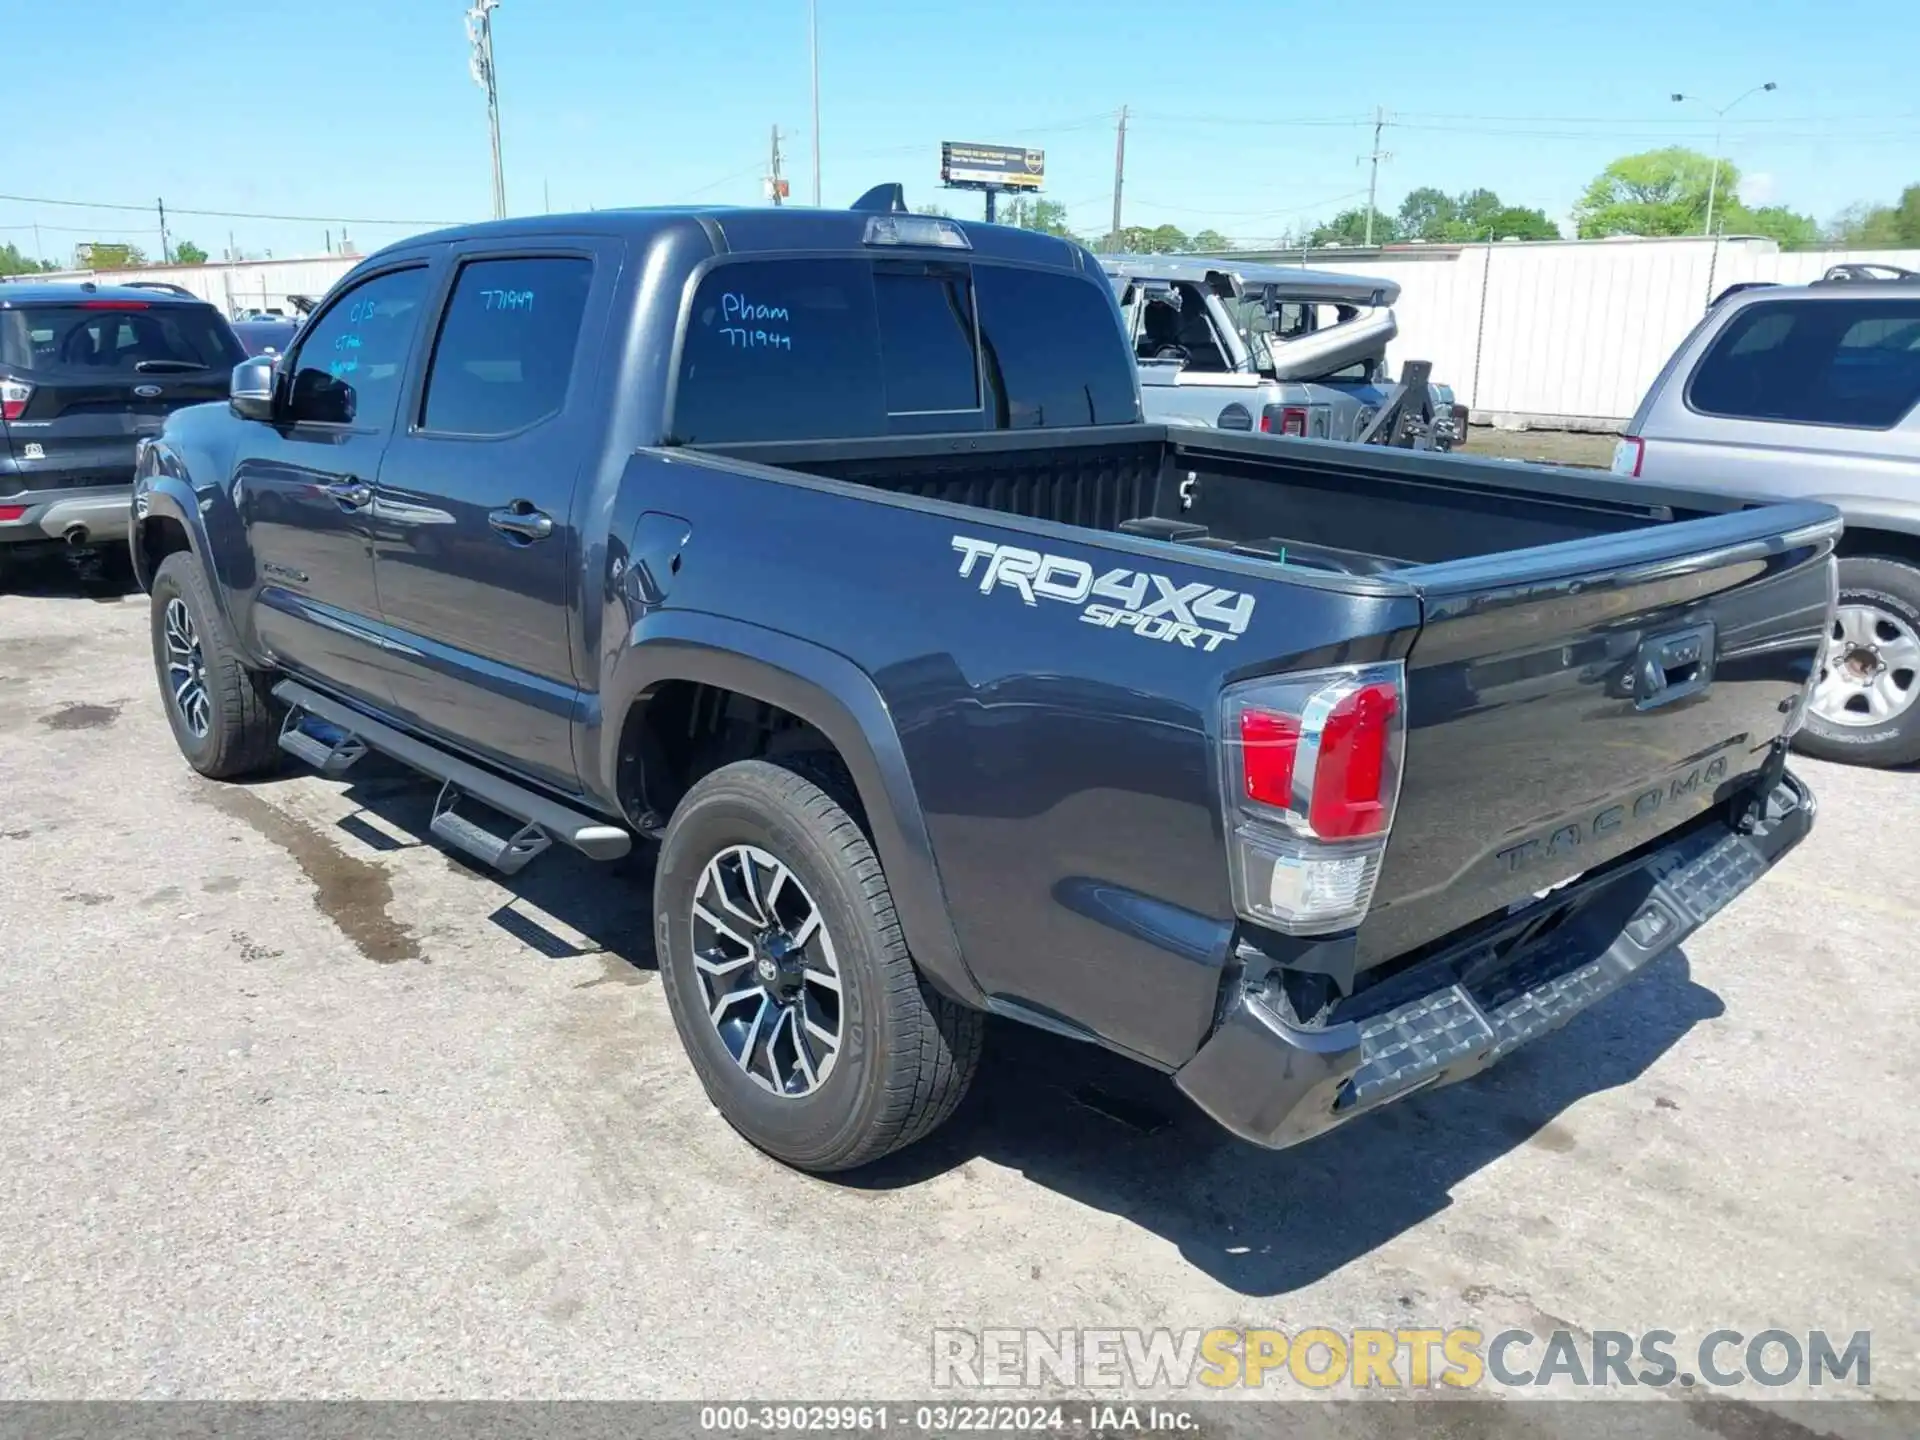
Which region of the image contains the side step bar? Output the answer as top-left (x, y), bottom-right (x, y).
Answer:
top-left (273, 679), bottom-right (632, 868)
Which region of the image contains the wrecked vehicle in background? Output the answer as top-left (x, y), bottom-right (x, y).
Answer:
top-left (1103, 255), bottom-right (1467, 450)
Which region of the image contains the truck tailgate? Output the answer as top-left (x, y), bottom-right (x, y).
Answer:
top-left (1357, 501), bottom-right (1838, 969)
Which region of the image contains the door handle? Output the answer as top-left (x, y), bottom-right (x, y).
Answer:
top-left (324, 478), bottom-right (373, 509)
top-left (488, 501), bottom-right (554, 543)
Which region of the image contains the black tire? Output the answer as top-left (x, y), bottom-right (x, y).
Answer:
top-left (653, 757), bottom-right (982, 1172)
top-left (149, 551), bottom-right (284, 779)
top-left (1795, 555), bottom-right (1920, 768)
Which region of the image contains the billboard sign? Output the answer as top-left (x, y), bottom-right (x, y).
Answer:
top-left (941, 142), bottom-right (1045, 190)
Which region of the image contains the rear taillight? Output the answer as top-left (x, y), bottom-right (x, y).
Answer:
top-left (0, 505), bottom-right (26, 522)
top-left (0, 378), bottom-right (31, 422)
top-left (1220, 662), bottom-right (1406, 935)
top-left (78, 299), bottom-right (150, 310)
top-left (1260, 405), bottom-right (1309, 437)
top-left (1611, 435), bottom-right (1645, 477)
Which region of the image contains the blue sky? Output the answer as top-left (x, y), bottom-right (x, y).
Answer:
top-left (2, 0), bottom-right (1913, 265)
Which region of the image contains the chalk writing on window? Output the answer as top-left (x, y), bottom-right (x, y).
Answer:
top-left (482, 289), bottom-right (536, 312)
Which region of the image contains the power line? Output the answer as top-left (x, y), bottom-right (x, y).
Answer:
top-left (1126, 187), bottom-right (1371, 219)
top-left (0, 192), bottom-right (464, 227)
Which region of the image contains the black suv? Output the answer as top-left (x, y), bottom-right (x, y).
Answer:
top-left (1, 282), bottom-right (244, 570)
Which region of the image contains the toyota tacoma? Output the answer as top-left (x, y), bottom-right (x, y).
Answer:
top-left (132, 190), bottom-right (1835, 1172)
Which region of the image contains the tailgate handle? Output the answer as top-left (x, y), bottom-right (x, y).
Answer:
top-left (1633, 623), bottom-right (1715, 710)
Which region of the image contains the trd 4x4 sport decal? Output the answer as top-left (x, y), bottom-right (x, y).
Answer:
top-left (951, 535), bottom-right (1255, 652)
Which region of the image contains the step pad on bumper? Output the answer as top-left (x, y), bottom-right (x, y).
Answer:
top-left (1175, 772), bottom-right (1815, 1151)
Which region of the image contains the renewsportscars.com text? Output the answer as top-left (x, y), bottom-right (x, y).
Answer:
top-left (931, 1327), bottom-right (1871, 1392)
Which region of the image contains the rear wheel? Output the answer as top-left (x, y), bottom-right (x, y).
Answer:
top-left (149, 551), bottom-right (283, 779)
top-left (653, 757), bottom-right (981, 1172)
top-left (1797, 555), bottom-right (1920, 768)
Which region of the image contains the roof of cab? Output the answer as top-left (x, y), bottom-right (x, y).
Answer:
top-left (363, 202), bottom-right (1095, 273)
top-left (0, 280), bottom-right (220, 308)
top-left (1098, 253), bottom-right (1399, 306)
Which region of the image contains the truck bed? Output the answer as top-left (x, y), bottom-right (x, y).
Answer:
top-left (696, 422), bottom-right (1834, 1006)
top-left (704, 424), bottom-right (1723, 579)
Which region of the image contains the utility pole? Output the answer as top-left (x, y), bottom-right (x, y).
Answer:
top-left (32, 222), bottom-right (42, 265)
top-left (228, 229), bottom-right (237, 263)
top-left (1109, 105), bottom-right (1128, 251)
top-left (1362, 106), bottom-right (1391, 247)
top-left (809, 0), bottom-right (822, 205)
top-left (157, 198), bottom-right (171, 264)
top-left (769, 125), bottom-right (787, 206)
top-left (467, 0), bottom-right (508, 220)
top-left (544, 178), bottom-right (551, 213)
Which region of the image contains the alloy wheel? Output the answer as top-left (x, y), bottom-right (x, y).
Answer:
top-left (690, 843), bottom-right (843, 1097)
top-left (163, 597), bottom-right (212, 739)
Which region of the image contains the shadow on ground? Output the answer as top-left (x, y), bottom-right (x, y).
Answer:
top-left (314, 754), bottom-right (1724, 1298)
top-left (0, 548), bottom-right (141, 603)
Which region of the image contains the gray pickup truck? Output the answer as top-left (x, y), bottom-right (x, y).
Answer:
top-left (134, 192), bottom-right (1831, 1174)
top-left (1104, 255), bottom-right (1464, 449)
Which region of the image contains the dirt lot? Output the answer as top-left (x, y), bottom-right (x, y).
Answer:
top-left (1, 558), bottom-right (1914, 1412)
top-left (1460, 426), bottom-right (1619, 470)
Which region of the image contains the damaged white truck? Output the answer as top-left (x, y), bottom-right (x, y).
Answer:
top-left (1103, 255), bottom-right (1467, 450)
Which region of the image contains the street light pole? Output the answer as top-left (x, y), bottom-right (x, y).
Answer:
top-left (809, 0), bottom-right (821, 206)
top-left (468, 0), bottom-right (508, 220)
top-left (1671, 82), bottom-right (1776, 237)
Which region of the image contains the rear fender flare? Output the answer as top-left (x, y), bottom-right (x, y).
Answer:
top-left (601, 611), bottom-right (986, 1009)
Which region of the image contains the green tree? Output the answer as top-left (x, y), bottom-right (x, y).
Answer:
top-left (1399, 186), bottom-right (1561, 242)
top-left (1575, 147), bottom-right (1728, 237)
top-left (0, 242), bottom-right (49, 277)
top-left (172, 239), bottom-right (209, 265)
top-left (1112, 223), bottom-right (1189, 253)
top-left (1306, 207), bottom-right (1396, 247)
top-left (1734, 205), bottom-right (1821, 248)
top-left (1397, 186), bottom-right (1455, 238)
top-left (1003, 196), bottom-right (1079, 241)
top-left (1188, 228), bottom-right (1232, 251)
top-left (1831, 185), bottom-right (1920, 247)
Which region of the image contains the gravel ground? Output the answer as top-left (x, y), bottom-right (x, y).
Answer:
top-left (1460, 427), bottom-right (1620, 470)
top-left (0, 558), bottom-right (1913, 1416)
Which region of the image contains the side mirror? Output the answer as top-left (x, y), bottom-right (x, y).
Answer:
top-left (230, 357), bottom-right (277, 422)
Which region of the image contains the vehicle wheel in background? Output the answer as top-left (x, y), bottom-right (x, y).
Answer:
top-left (1797, 555), bottom-right (1920, 768)
top-left (148, 551), bottom-right (284, 779)
top-left (653, 757), bottom-right (982, 1172)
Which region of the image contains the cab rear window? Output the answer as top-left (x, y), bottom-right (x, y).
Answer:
top-left (669, 257), bottom-right (1137, 445)
top-left (0, 303), bottom-right (244, 375)
top-left (1688, 298), bottom-right (1920, 430)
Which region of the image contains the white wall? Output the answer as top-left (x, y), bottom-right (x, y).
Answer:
top-left (16, 237), bottom-right (1920, 428)
top-left (9, 255), bottom-right (359, 318)
top-left (1318, 238), bottom-right (1920, 428)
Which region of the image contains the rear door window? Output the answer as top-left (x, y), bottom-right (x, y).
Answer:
top-left (0, 303), bottom-right (243, 375)
top-left (420, 256), bottom-right (594, 435)
top-left (973, 264), bottom-right (1140, 429)
top-left (1688, 298), bottom-right (1920, 429)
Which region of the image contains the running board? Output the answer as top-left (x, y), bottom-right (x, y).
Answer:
top-left (279, 708), bottom-right (368, 776)
top-left (431, 780), bottom-right (552, 875)
top-left (272, 679), bottom-right (633, 867)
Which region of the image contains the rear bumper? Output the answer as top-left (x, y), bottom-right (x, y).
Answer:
top-left (1175, 768), bottom-right (1815, 1150)
top-left (0, 486), bottom-right (133, 546)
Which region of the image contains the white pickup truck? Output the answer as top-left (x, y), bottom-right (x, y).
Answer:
top-left (1104, 255), bottom-right (1465, 449)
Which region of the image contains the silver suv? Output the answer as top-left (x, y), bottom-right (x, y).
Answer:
top-left (1614, 268), bottom-right (1920, 766)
